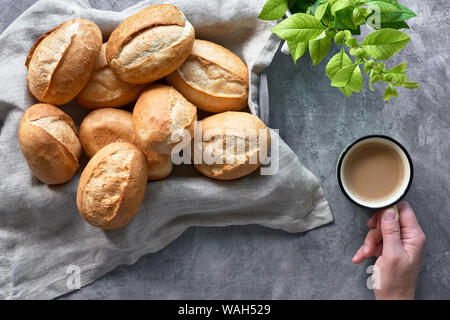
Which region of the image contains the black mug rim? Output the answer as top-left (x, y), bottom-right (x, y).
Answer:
top-left (336, 135), bottom-right (414, 210)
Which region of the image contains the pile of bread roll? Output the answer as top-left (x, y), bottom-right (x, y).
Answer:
top-left (18, 4), bottom-right (270, 230)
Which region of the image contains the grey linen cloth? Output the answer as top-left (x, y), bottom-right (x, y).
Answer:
top-left (0, 0), bottom-right (333, 299)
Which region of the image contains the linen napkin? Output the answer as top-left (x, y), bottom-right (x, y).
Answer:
top-left (0, 0), bottom-right (333, 299)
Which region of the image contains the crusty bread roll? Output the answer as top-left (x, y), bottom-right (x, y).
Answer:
top-left (106, 4), bottom-right (195, 84)
top-left (144, 151), bottom-right (173, 181)
top-left (18, 104), bottom-right (82, 185)
top-left (76, 44), bottom-right (146, 109)
top-left (166, 40), bottom-right (249, 113)
top-left (76, 142), bottom-right (148, 230)
top-left (193, 112), bottom-right (270, 180)
top-left (133, 85), bottom-right (197, 155)
top-left (79, 108), bottom-right (173, 180)
top-left (26, 18), bottom-right (102, 105)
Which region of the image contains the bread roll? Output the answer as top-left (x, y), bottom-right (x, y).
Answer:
top-left (193, 112), bottom-right (270, 180)
top-left (133, 85), bottom-right (197, 155)
top-left (106, 4), bottom-right (195, 84)
top-left (144, 151), bottom-right (173, 181)
top-left (18, 104), bottom-right (82, 185)
top-left (26, 19), bottom-right (102, 105)
top-left (76, 142), bottom-right (148, 230)
top-left (166, 40), bottom-right (249, 113)
top-left (79, 108), bottom-right (173, 180)
top-left (76, 44), bottom-right (146, 109)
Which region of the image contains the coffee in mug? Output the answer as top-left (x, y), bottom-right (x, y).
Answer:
top-left (337, 136), bottom-right (413, 209)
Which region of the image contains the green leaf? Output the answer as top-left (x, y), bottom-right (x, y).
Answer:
top-left (259, 0), bottom-right (288, 20)
top-left (352, 7), bottom-right (365, 25)
top-left (365, 1), bottom-right (416, 22)
top-left (365, 1), bottom-right (402, 14)
top-left (384, 84), bottom-right (399, 101)
top-left (374, 62), bottom-right (386, 73)
top-left (326, 49), bottom-right (353, 79)
top-left (271, 13), bottom-right (325, 42)
top-left (326, 47), bottom-right (358, 97)
top-left (402, 81), bottom-right (420, 89)
top-left (312, 0), bottom-right (328, 15)
top-left (314, 1), bottom-right (329, 20)
top-left (289, 0), bottom-right (313, 14)
top-left (357, 7), bottom-right (372, 18)
top-left (380, 21), bottom-right (410, 29)
top-left (391, 73), bottom-right (408, 84)
top-left (334, 7), bottom-right (361, 34)
top-left (369, 70), bottom-right (383, 91)
top-left (331, 0), bottom-right (353, 16)
top-left (355, 48), bottom-right (368, 59)
top-left (325, 28), bottom-right (337, 38)
top-left (309, 0), bottom-right (328, 15)
top-left (334, 31), bottom-right (346, 44)
top-left (345, 37), bottom-right (358, 47)
top-left (339, 86), bottom-right (353, 96)
top-left (395, 3), bottom-right (417, 20)
top-left (287, 40), bottom-right (309, 64)
top-left (389, 61), bottom-right (407, 74)
top-left (361, 29), bottom-right (410, 60)
top-left (309, 34), bottom-right (332, 65)
top-left (331, 63), bottom-right (363, 92)
top-left (364, 59), bottom-right (375, 73)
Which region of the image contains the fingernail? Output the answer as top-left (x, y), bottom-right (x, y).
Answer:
top-left (383, 208), bottom-right (397, 221)
top-left (397, 201), bottom-right (408, 210)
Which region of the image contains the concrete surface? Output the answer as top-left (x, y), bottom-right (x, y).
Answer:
top-left (1, 0), bottom-right (449, 299)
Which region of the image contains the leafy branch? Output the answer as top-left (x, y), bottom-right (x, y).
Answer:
top-left (259, 0), bottom-right (419, 101)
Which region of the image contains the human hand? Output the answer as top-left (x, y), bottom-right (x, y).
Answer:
top-left (352, 201), bottom-right (426, 300)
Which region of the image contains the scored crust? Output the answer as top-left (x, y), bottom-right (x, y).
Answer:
top-left (26, 18), bottom-right (102, 105)
top-left (80, 108), bottom-right (173, 180)
top-left (193, 112), bottom-right (270, 180)
top-left (76, 44), bottom-right (146, 109)
top-left (133, 85), bottom-right (197, 155)
top-left (106, 4), bottom-right (195, 84)
top-left (106, 4), bottom-right (186, 62)
top-left (76, 142), bottom-right (148, 230)
top-left (18, 104), bottom-right (81, 185)
top-left (166, 40), bottom-right (249, 113)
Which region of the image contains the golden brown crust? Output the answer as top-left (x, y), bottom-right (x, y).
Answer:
top-left (76, 142), bottom-right (148, 230)
top-left (166, 40), bottom-right (249, 113)
top-left (106, 4), bottom-right (186, 62)
top-left (79, 108), bottom-right (138, 158)
top-left (26, 18), bottom-right (102, 105)
top-left (76, 44), bottom-right (146, 109)
top-left (106, 4), bottom-right (195, 84)
top-left (144, 151), bottom-right (173, 181)
top-left (190, 40), bottom-right (248, 82)
top-left (133, 84), bottom-right (197, 155)
top-left (193, 112), bottom-right (270, 181)
top-left (80, 108), bottom-right (173, 180)
top-left (18, 104), bottom-right (81, 185)
top-left (25, 25), bottom-right (61, 69)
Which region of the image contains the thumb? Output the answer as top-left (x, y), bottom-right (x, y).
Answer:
top-left (380, 207), bottom-right (403, 254)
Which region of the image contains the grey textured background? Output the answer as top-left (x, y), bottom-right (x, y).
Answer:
top-left (1, 0), bottom-right (449, 299)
